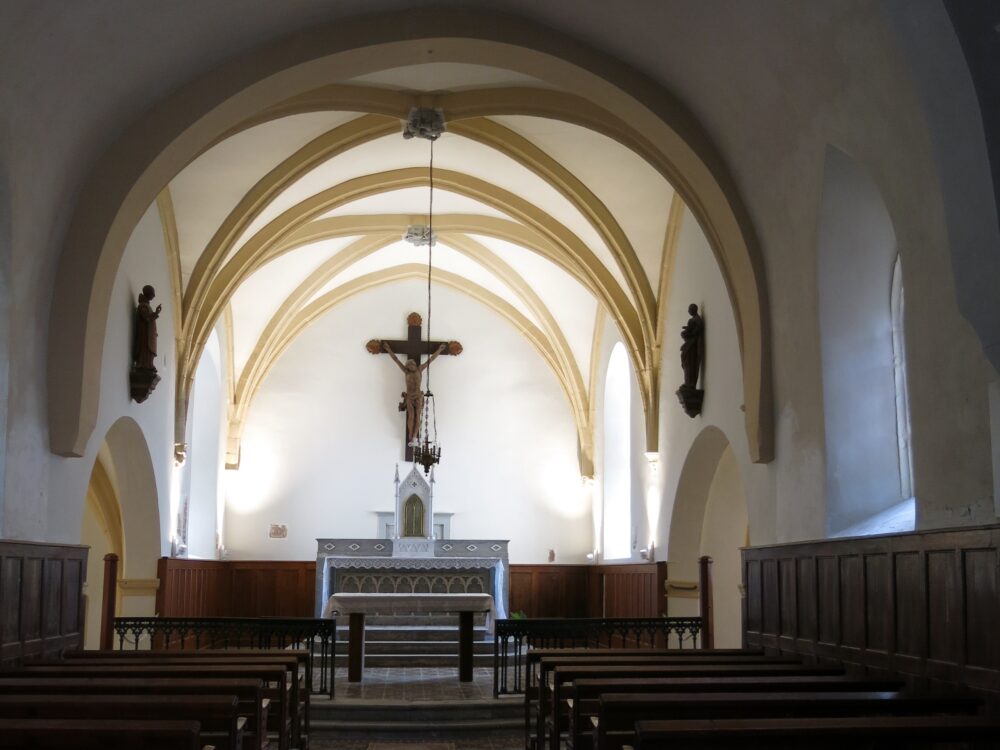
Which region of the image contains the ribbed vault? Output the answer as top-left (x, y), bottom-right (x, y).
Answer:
top-left (48, 19), bottom-right (772, 469)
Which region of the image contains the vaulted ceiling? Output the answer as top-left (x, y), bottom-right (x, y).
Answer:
top-left (159, 62), bottom-right (688, 473)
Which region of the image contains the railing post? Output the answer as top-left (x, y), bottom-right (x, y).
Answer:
top-left (699, 555), bottom-right (714, 650)
top-left (100, 553), bottom-right (119, 650)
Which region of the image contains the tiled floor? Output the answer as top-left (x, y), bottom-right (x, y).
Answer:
top-left (310, 666), bottom-right (523, 749)
top-left (310, 735), bottom-right (520, 750)
top-left (331, 666), bottom-right (499, 701)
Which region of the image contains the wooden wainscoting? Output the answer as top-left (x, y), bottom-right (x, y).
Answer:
top-left (509, 562), bottom-right (667, 618)
top-left (509, 565), bottom-right (590, 617)
top-left (743, 524), bottom-right (1000, 699)
top-left (0, 539), bottom-right (87, 664)
top-left (156, 558), bottom-right (315, 617)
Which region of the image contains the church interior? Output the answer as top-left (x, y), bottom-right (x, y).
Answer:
top-left (1, 1), bottom-right (1000, 748)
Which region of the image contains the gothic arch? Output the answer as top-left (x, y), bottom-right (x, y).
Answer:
top-left (98, 416), bottom-right (162, 582)
top-left (46, 7), bottom-right (772, 466)
top-left (666, 425), bottom-right (748, 647)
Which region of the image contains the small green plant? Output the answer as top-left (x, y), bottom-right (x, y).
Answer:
top-left (510, 610), bottom-right (528, 620)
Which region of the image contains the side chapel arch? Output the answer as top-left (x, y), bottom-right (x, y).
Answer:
top-left (666, 425), bottom-right (748, 648)
top-left (46, 7), bottom-right (773, 467)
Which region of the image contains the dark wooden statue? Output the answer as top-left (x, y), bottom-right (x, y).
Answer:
top-left (129, 284), bottom-right (162, 403)
top-left (676, 303), bottom-right (704, 417)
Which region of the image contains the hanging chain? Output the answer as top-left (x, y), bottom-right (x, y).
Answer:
top-left (425, 138), bottom-right (434, 394)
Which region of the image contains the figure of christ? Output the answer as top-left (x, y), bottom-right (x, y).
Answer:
top-left (382, 341), bottom-right (446, 445)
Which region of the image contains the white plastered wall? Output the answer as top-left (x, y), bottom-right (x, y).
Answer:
top-left (46, 203), bottom-right (175, 581)
top-left (184, 331), bottom-right (226, 559)
top-left (698, 446), bottom-right (749, 649)
top-left (223, 279), bottom-right (591, 563)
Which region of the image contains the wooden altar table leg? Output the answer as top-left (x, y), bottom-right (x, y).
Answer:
top-left (458, 610), bottom-right (474, 682)
top-left (348, 612), bottom-right (366, 683)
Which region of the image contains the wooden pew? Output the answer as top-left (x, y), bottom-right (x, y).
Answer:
top-left (563, 674), bottom-right (906, 750)
top-left (595, 691), bottom-right (983, 750)
top-left (6, 663), bottom-right (289, 750)
top-left (529, 657), bottom-right (843, 747)
top-left (0, 718), bottom-right (205, 749)
top-left (632, 715), bottom-right (1000, 750)
top-left (525, 648), bottom-right (761, 691)
top-left (0, 694), bottom-right (243, 750)
top-left (54, 652), bottom-right (306, 749)
top-left (525, 649), bottom-right (778, 744)
top-left (0, 677), bottom-right (267, 750)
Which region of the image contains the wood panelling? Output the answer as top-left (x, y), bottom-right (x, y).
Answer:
top-left (484, 562), bottom-right (667, 618)
top-left (156, 558), bottom-right (314, 617)
top-left (743, 524), bottom-right (1000, 701)
top-left (508, 565), bottom-right (589, 617)
top-left (0, 540), bottom-right (87, 665)
top-left (159, 558), bottom-right (667, 620)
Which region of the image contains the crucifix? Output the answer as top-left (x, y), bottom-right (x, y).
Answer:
top-left (366, 312), bottom-right (462, 460)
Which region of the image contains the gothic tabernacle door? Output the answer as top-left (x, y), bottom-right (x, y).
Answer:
top-left (366, 312), bottom-right (461, 461)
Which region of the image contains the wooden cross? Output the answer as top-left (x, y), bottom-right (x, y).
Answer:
top-left (366, 312), bottom-right (462, 460)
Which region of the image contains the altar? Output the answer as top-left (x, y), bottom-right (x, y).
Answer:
top-left (314, 466), bottom-right (509, 618)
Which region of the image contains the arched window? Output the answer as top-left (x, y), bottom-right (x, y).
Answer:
top-left (817, 146), bottom-right (914, 536)
top-left (603, 343), bottom-right (631, 559)
top-left (891, 255), bottom-right (914, 500)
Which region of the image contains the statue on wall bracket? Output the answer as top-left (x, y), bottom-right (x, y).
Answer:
top-left (676, 303), bottom-right (705, 417)
top-left (129, 284), bottom-right (162, 403)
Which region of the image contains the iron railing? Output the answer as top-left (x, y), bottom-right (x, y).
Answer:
top-left (492, 616), bottom-right (703, 695)
top-left (113, 616), bottom-right (337, 696)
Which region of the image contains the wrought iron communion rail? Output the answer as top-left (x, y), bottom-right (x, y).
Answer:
top-left (492, 616), bottom-right (703, 696)
top-left (113, 616), bottom-right (337, 696)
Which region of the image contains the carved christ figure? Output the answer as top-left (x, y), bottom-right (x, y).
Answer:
top-left (382, 341), bottom-right (446, 445)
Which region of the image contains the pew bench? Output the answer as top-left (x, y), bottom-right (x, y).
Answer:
top-left (6, 663), bottom-right (289, 750)
top-left (0, 677), bottom-right (268, 750)
top-left (525, 648), bottom-right (760, 691)
top-left (534, 657), bottom-right (840, 750)
top-left (563, 674), bottom-right (906, 750)
top-left (0, 718), bottom-right (206, 749)
top-left (631, 715), bottom-right (1000, 750)
top-left (0, 694), bottom-right (244, 750)
top-left (595, 691), bottom-right (983, 750)
top-left (53, 652), bottom-right (306, 749)
top-left (64, 648), bottom-right (312, 738)
top-left (525, 650), bottom-right (779, 746)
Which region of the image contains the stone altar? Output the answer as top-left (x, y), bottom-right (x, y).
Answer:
top-left (324, 592), bottom-right (494, 681)
top-left (314, 465), bottom-right (510, 617)
top-left (314, 540), bottom-right (509, 619)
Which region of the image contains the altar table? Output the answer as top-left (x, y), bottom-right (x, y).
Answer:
top-left (324, 592), bottom-right (494, 682)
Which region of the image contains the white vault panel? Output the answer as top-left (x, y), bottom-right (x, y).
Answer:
top-left (229, 235), bottom-right (361, 374)
top-left (494, 115), bottom-right (675, 298)
top-left (170, 112), bottom-right (362, 285)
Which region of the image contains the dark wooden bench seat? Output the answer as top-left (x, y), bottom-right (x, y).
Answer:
top-left (0, 694), bottom-right (244, 750)
top-left (595, 691), bottom-right (983, 750)
top-left (0, 718), bottom-right (205, 749)
top-left (63, 648), bottom-right (311, 737)
top-left (533, 658), bottom-right (838, 750)
top-left (563, 674), bottom-right (906, 750)
top-left (51, 653), bottom-right (306, 748)
top-left (5, 663), bottom-right (288, 750)
top-left (0, 677), bottom-right (267, 750)
top-left (632, 715), bottom-right (1000, 750)
top-left (525, 648), bottom-right (762, 690)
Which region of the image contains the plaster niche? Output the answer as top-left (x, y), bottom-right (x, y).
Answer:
top-left (393, 465), bottom-right (433, 557)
